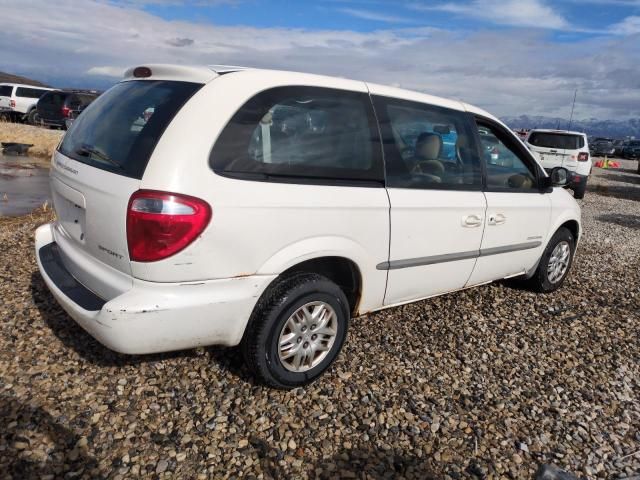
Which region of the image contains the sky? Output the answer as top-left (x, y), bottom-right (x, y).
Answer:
top-left (1, 0), bottom-right (639, 120)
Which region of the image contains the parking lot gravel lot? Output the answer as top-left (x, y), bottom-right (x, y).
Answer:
top-left (1, 162), bottom-right (639, 479)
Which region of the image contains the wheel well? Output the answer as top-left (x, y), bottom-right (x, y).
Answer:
top-left (560, 220), bottom-right (579, 242)
top-left (281, 257), bottom-right (362, 316)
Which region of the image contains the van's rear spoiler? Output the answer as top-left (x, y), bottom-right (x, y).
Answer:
top-left (122, 64), bottom-right (223, 84)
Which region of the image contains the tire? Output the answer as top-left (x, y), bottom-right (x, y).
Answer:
top-left (27, 109), bottom-right (40, 126)
top-left (528, 227), bottom-right (575, 293)
top-left (572, 181), bottom-right (586, 199)
top-left (241, 273), bottom-right (350, 389)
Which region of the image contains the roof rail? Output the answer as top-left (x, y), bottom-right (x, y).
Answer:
top-left (208, 64), bottom-right (251, 74)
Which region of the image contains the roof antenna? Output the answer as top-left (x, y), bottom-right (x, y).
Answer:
top-left (567, 89), bottom-right (577, 131)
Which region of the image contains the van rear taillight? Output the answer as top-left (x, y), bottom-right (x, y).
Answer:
top-left (61, 106), bottom-right (72, 118)
top-left (578, 152), bottom-right (589, 162)
top-left (126, 190), bottom-right (211, 262)
top-left (10, 100), bottom-right (15, 108)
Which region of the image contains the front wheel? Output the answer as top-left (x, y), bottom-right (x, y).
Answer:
top-left (528, 227), bottom-right (575, 293)
top-left (241, 273), bottom-right (350, 389)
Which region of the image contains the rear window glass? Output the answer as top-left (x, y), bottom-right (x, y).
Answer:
top-left (42, 92), bottom-right (67, 105)
top-left (0, 86), bottom-right (12, 97)
top-left (59, 80), bottom-right (202, 179)
top-left (210, 86), bottom-right (383, 184)
top-left (528, 132), bottom-right (584, 149)
top-left (15, 87), bottom-right (48, 98)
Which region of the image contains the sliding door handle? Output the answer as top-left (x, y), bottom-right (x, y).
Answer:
top-left (488, 213), bottom-right (506, 225)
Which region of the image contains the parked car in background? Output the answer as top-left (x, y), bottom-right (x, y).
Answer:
top-left (525, 129), bottom-right (591, 199)
top-left (0, 83), bottom-right (54, 123)
top-left (613, 139), bottom-right (627, 157)
top-left (36, 90), bottom-right (100, 129)
top-left (589, 139), bottom-right (615, 157)
top-left (35, 64), bottom-right (581, 388)
top-left (622, 140), bottom-right (640, 160)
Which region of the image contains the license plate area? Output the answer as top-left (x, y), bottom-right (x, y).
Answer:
top-left (51, 178), bottom-right (87, 245)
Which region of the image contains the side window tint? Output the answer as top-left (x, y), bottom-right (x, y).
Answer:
top-left (211, 86), bottom-right (383, 183)
top-left (477, 123), bottom-right (538, 190)
top-left (16, 87), bottom-right (46, 99)
top-left (373, 96), bottom-right (482, 189)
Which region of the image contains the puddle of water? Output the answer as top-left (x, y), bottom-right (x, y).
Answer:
top-left (0, 153), bottom-right (51, 216)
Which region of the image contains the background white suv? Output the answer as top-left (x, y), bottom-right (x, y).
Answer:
top-left (35, 65), bottom-right (581, 388)
top-left (525, 129), bottom-right (591, 199)
top-left (0, 83), bottom-right (54, 123)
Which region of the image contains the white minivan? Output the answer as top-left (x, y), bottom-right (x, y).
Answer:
top-left (524, 129), bottom-right (591, 199)
top-left (35, 65), bottom-right (581, 388)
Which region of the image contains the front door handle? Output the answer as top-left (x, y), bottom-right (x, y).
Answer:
top-left (488, 213), bottom-right (506, 225)
top-left (462, 214), bottom-right (483, 228)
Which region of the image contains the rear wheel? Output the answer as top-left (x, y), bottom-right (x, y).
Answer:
top-left (528, 227), bottom-right (575, 293)
top-left (241, 273), bottom-right (350, 389)
top-left (27, 109), bottom-right (40, 126)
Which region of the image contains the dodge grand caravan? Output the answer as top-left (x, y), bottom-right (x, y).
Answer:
top-left (35, 65), bottom-right (581, 388)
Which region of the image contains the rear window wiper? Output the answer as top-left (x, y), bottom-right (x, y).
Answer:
top-left (74, 146), bottom-right (123, 171)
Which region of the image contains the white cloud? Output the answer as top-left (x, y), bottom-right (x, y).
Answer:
top-left (87, 66), bottom-right (127, 77)
top-left (610, 15), bottom-right (640, 35)
top-left (338, 8), bottom-right (415, 23)
top-left (0, 0), bottom-right (638, 120)
top-left (412, 0), bottom-right (570, 29)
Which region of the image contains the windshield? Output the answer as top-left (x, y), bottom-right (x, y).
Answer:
top-left (528, 132), bottom-right (584, 150)
top-left (59, 80), bottom-right (202, 179)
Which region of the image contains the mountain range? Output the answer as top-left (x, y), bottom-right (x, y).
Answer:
top-left (502, 115), bottom-right (640, 140)
top-left (0, 71), bottom-right (49, 87)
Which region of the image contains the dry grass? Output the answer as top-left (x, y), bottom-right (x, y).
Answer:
top-left (0, 122), bottom-right (64, 159)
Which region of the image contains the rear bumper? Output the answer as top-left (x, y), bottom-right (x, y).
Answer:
top-left (568, 172), bottom-right (588, 190)
top-left (35, 223), bottom-right (276, 354)
top-left (40, 118), bottom-right (65, 127)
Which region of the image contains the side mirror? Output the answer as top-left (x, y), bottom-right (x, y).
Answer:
top-left (549, 167), bottom-right (570, 187)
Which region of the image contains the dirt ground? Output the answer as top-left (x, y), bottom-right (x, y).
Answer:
top-left (0, 122), bottom-right (63, 159)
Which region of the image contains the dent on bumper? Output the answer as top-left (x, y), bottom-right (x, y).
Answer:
top-left (35, 223), bottom-right (276, 354)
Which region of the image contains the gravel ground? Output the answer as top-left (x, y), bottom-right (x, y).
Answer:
top-left (0, 165), bottom-right (639, 479)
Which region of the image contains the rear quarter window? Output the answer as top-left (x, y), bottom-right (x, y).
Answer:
top-left (15, 87), bottom-right (48, 99)
top-left (58, 80), bottom-right (202, 179)
top-left (210, 86), bottom-right (384, 185)
top-left (0, 86), bottom-right (12, 97)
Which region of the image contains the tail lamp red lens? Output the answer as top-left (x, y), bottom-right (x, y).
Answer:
top-left (578, 152), bottom-right (589, 162)
top-left (10, 100), bottom-right (15, 108)
top-left (126, 190), bottom-right (211, 262)
top-left (61, 106), bottom-right (71, 118)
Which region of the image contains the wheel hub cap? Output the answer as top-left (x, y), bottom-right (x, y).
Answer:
top-left (278, 301), bottom-right (337, 373)
top-left (547, 241), bottom-right (570, 284)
